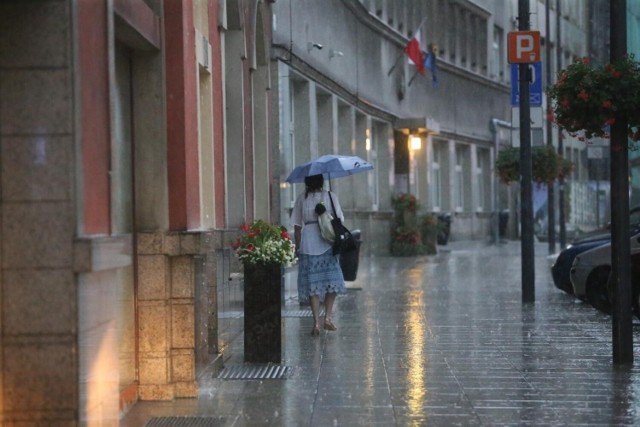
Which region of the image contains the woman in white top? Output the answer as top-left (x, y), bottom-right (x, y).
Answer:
top-left (291, 174), bottom-right (346, 336)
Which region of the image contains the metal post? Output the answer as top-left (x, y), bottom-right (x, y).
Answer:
top-left (519, 0), bottom-right (535, 303)
top-left (545, 0), bottom-right (556, 255)
top-left (556, 0), bottom-right (566, 249)
top-left (610, 0), bottom-right (632, 365)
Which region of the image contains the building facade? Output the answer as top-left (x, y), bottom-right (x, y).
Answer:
top-left (272, 0), bottom-right (521, 250)
top-left (0, 0), bottom-right (275, 424)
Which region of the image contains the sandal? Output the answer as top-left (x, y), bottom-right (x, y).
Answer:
top-left (310, 325), bottom-right (320, 336)
top-left (324, 319), bottom-right (337, 331)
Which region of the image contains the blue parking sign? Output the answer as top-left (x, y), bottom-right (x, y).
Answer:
top-left (511, 62), bottom-right (542, 106)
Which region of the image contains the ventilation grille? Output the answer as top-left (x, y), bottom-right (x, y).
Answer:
top-left (144, 416), bottom-right (226, 427)
top-left (219, 309), bottom-right (320, 319)
top-left (218, 311), bottom-right (243, 319)
top-left (282, 309), bottom-right (318, 317)
top-left (216, 364), bottom-right (292, 380)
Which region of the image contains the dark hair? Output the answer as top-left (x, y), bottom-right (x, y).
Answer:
top-left (304, 174), bottom-right (324, 198)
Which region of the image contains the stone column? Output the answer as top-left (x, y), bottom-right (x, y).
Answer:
top-left (137, 231), bottom-right (217, 400)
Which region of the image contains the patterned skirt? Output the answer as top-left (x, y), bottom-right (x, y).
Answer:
top-left (297, 249), bottom-right (346, 303)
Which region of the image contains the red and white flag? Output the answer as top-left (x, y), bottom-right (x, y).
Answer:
top-left (404, 30), bottom-right (425, 75)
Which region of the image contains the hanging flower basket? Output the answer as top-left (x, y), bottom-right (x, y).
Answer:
top-left (546, 55), bottom-right (640, 141)
top-left (496, 146), bottom-right (573, 185)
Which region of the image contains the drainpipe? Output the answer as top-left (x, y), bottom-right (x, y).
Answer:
top-left (491, 118), bottom-right (513, 245)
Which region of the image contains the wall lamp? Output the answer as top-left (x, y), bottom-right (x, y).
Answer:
top-left (409, 135), bottom-right (422, 151)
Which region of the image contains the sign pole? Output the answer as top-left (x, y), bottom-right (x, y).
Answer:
top-left (610, 0), bottom-right (632, 366)
top-left (545, 0), bottom-right (556, 255)
top-left (517, 0), bottom-right (535, 303)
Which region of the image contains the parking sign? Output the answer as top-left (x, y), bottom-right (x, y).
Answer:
top-left (508, 31), bottom-right (541, 63)
top-left (511, 63), bottom-right (542, 107)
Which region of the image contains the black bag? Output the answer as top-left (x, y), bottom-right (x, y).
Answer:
top-left (327, 192), bottom-right (357, 256)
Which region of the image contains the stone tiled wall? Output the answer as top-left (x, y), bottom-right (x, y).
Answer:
top-left (0, 0), bottom-right (78, 424)
top-left (137, 231), bottom-right (221, 400)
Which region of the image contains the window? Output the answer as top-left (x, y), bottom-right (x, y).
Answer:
top-left (431, 143), bottom-right (442, 210)
top-left (491, 26), bottom-right (504, 81)
top-left (477, 148), bottom-right (491, 211)
top-left (454, 146), bottom-right (464, 211)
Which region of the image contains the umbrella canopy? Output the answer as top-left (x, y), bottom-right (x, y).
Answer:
top-left (285, 154), bottom-right (373, 183)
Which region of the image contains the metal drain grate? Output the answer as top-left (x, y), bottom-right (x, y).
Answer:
top-left (220, 309), bottom-right (323, 318)
top-left (216, 364), bottom-right (291, 380)
top-left (144, 416), bottom-right (226, 427)
top-left (218, 310), bottom-right (243, 319)
top-left (282, 309), bottom-right (313, 317)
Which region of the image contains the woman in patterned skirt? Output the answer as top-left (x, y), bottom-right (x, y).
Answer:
top-left (291, 174), bottom-right (346, 336)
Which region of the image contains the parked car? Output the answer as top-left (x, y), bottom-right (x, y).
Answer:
top-left (570, 231), bottom-right (640, 314)
top-left (550, 206), bottom-right (640, 296)
top-left (550, 238), bottom-right (610, 294)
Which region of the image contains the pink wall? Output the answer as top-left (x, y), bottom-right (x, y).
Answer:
top-left (209, 0), bottom-right (226, 228)
top-left (243, 5), bottom-right (255, 224)
top-left (78, 0), bottom-right (111, 235)
top-left (165, 0), bottom-right (200, 231)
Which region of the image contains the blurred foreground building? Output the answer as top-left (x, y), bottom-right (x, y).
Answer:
top-left (1, 0), bottom-right (276, 424)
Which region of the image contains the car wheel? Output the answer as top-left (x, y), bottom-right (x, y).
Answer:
top-left (586, 266), bottom-right (612, 314)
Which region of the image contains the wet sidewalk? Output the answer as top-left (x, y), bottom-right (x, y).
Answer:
top-left (123, 240), bottom-right (640, 426)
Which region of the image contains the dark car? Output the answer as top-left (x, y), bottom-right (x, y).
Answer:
top-left (551, 238), bottom-right (610, 294)
top-left (550, 206), bottom-right (640, 295)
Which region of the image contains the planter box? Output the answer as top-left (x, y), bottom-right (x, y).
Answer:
top-left (243, 263), bottom-right (283, 363)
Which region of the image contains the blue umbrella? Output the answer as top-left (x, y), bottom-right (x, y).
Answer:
top-left (285, 154), bottom-right (373, 183)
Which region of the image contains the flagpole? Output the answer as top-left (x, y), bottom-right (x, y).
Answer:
top-left (386, 16), bottom-right (428, 76)
top-left (407, 69), bottom-right (420, 86)
top-left (387, 51), bottom-right (405, 76)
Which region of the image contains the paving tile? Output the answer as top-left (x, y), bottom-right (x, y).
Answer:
top-left (122, 241), bottom-right (640, 426)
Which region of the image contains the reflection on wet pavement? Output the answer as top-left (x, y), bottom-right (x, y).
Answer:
top-left (123, 240), bottom-right (640, 426)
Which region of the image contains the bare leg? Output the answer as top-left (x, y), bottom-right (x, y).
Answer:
top-left (309, 295), bottom-right (321, 335)
top-left (323, 292), bottom-right (337, 330)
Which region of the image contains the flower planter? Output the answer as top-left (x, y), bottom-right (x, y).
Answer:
top-left (243, 262), bottom-right (283, 363)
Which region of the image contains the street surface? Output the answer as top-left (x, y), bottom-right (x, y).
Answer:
top-left (123, 240), bottom-right (640, 426)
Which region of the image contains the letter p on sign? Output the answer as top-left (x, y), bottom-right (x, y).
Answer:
top-left (508, 31), bottom-right (540, 63)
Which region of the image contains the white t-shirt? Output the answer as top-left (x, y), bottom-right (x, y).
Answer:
top-left (290, 190), bottom-right (345, 255)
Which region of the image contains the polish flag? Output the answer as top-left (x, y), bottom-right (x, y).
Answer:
top-left (404, 30), bottom-right (425, 75)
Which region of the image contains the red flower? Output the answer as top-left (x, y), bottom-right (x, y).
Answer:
top-left (281, 231), bottom-right (290, 240)
top-left (240, 223), bottom-right (250, 232)
top-left (602, 99), bottom-right (612, 109)
top-left (611, 69), bottom-right (622, 78)
top-left (232, 239), bottom-right (241, 250)
top-left (246, 244), bottom-right (255, 252)
top-left (560, 98), bottom-right (571, 110)
top-left (546, 110), bottom-right (555, 122)
top-left (248, 230), bottom-right (260, 237)
top-left (577, 89), bottom-right (589, 102)
top-left (606, 117), bottom-right (616, 125)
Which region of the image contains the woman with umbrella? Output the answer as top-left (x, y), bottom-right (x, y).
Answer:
top-left (290, 173), bottom-right (346, 336)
